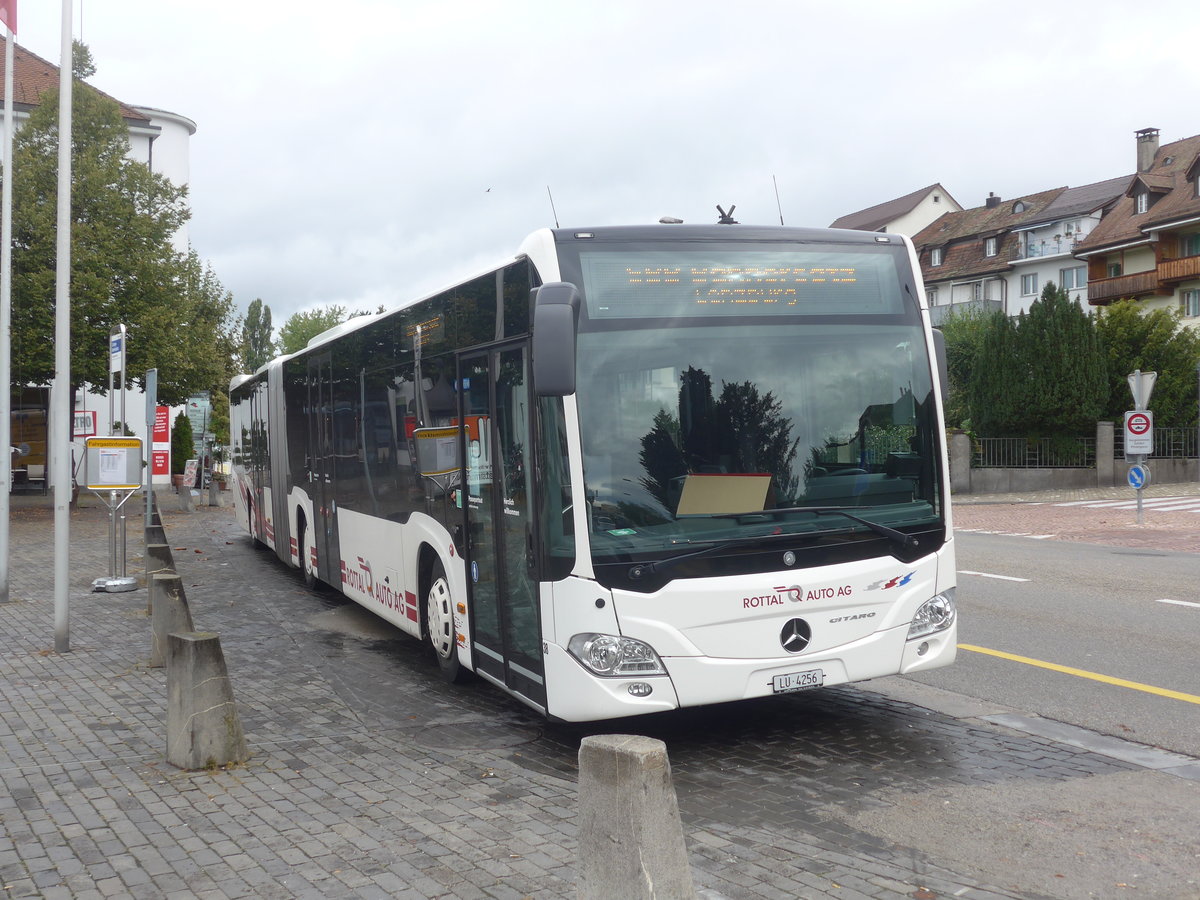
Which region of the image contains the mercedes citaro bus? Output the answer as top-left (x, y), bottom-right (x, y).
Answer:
top-left (230, 224), bottom-right (957, 721)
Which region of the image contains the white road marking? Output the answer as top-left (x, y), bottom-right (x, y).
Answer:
top-left (1156, 598), bottom-right (1200, 609)
top-left (958, 570), bottom-right (1031, 582)
top-left (1055, 496), bottom-right (1200, 512)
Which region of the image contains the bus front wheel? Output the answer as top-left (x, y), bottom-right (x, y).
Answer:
top-left (425, 559), bottom-right (467, 683)
top-left (299, 519), bottom-right (318, 589)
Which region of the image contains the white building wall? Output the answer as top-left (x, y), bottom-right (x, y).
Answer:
top-left (887, 191), bottom-right (962, 238)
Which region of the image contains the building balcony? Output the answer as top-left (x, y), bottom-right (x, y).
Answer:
top-left (1085, 269), bottom-right (1161, 305)
top-left (929, 298), bottom-right (1003, 326)
top-left (1157, 254), bottom-right (1200, 284)
top-left (1016, 239), bottom-right (1083, 260)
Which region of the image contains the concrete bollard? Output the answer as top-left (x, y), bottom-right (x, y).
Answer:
top-left (576, 734), bottom-right (695, 900)
top-left (179, 488), bottom-right (194, 513)
top-left (145, 523), bottom-right (167, 546)
top-left (150, 574), bottom-right (194, 667)
top-left (145, 543), bottom-right (174, 576)
top-left (166, 631), bottom-right (248, 770)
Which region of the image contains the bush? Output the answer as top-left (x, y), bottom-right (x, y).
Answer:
top-left (171, 412), bottom-right (193, 475)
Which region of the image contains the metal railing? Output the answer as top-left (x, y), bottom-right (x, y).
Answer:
top-left (973, 436), bottom-right (1096, 468)
top-left (1115, 427), bottom-right (1198, 459)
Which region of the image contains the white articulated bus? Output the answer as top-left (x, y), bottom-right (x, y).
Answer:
top-left (230, 224), bottom-right (956, 722)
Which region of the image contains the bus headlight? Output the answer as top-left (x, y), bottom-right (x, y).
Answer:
top-left (907, 589), bottom-right (956, 640)
top-left (568, 633), bottom-right (667, 677)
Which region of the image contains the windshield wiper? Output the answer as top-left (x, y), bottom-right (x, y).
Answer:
top-left (713, 506), bottom-right (920, 549)
top-left (627, 532), bottom-right (797, 580)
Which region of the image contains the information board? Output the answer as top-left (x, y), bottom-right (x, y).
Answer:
top-left (85, 437), bottom-right (144, 491)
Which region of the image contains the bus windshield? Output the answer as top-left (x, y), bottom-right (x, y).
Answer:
top-left (559, 238), bottom-right (942, 569)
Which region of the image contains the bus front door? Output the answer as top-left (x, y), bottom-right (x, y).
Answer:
top-left (306, 353), bottom-right (340, 585)
top-left (459, 345), bottom-right (546, 709)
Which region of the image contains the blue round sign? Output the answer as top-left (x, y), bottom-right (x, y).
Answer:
top-left (1127, 464), bottom-right (1150, 490)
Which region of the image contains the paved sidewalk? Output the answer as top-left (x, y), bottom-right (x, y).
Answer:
top-left (1, 491), bottom-right (1196, 898)
top-left (951, 481), bottom-right (1200, 554)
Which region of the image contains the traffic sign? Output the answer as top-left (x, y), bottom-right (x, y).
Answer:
top-left (1127, 464), bottom-right (1150, 490)
top-left (1127, 369), bottom-right (1157, 410)
top-left (1124, 409), bottom-right (1154, 455)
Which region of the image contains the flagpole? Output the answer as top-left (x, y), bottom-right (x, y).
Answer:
top-left (0, 21), bottom-right (14, 604)
top-left (53, 0), bottom-right (72, 651)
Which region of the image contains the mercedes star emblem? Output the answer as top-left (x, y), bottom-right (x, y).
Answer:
top-left (779, 618), bottom-right (812, 654)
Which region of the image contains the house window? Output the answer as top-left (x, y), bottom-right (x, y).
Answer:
top-left (1135, 191), bottom-right (1149, 214)
top-left (1182, 289), bottom-right (1200, 317)
top-left (971, 282), bottom-right (983, 301)
top-left (1012, 201), bottom-right (1027, 213)
top-left (984, 237), bottom-right (998, 257)
top-left (1107, 262), bottom-right (1123, 278)
top-left (1181, 234), bottom-right (1200, 257)
top-left (1060, 265), bottom-right (1087, 290)
top-left (1021, 274), bottom-right (1038, 296)
top-left (930, 248), bottom-right (943, 266)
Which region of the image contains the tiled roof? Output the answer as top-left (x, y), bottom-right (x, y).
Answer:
top-left (829, 184), bottom-right (956, 231)
top-left (1075, 133), bottom-right (1200, 255)
top-left (912, 188), bottom-right (1066, 283)
top-left (0, 43), bottom-right (150, 125)
top-left (1031, 175), bottom-right (1129, 224)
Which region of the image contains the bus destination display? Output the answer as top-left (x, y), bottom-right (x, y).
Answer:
top-left (580, 250), bottom-right (905, 319)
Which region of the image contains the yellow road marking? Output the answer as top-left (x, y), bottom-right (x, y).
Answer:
top-left (958, 643), bottom-right (1200, 705)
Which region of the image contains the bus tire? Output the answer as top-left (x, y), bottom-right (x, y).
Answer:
top-left (299, 517), bottom-right (318, 589)
top-left (425, 558), bottom-right (467, 683)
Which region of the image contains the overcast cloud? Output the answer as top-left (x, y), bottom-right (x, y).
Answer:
top-left (13, 0), bottom-right (1200, 327)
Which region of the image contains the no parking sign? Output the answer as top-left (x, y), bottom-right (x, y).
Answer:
top-left (1124, 410), bottom-right (1153, 456)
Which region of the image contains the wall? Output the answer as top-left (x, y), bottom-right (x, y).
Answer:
top-left (950, 422), bottom-right (1199, 495)
top-left (889, 191), bottom-right (962, 238)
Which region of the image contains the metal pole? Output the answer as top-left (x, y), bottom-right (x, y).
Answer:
top-left (0, 25), bottom-right (15, 603)
top-left (117, 327), bottom-right (127, 577)
top-left (53, 0), bottom-right (74, 653)
top-left (145, 368), bottom-right (156, 529)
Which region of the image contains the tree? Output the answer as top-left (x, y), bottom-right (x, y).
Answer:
top-left (9, 42), bottom-right (199, 402)
top-left (963, 283), bottom-right (1107, 436)
top-left (240, 298), bottom-right (275, 373)
top-left (966, 309), bottom-right (1023, 435)
top-left (1095, 300), bottom-right (1200, 426)
top-left (277, 305), bottom-right (349, 355)
top-left (1018, 281), bottom-right (1107, 434)
top-left (937, 306), bottom-right (1000, 431)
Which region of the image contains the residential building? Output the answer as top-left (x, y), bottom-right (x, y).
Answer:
top-left (1005, 176), bottom-right (1128, 315)
top-left (911, 188), bottom-right (1066, 324)
top-left (829, 184), bottom-right (961, 236)
top-left (1074, 128), bottom-right (1200, 329)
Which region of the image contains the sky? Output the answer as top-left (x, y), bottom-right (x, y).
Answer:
top-left (11, 0), bottom-right (1200, 327)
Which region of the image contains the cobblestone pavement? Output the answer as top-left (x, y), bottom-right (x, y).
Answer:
top-left (1, 491), bottom-right (1198, 899)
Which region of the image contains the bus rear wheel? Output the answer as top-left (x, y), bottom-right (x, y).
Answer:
top-left (425, 559), bottom-right (468, 683)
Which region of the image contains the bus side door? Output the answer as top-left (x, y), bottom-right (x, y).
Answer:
top-left (459, 344), bottom-right (546, 709)
top-left (307, 352), bottom-right (341, 584)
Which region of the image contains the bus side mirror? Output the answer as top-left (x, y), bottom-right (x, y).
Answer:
top-left (931, 328), bottom-right (950, 403)
top-left (532, 282), bottom-right (582, 397)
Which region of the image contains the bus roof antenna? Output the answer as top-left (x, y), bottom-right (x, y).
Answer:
top-left (547, 186), bottom-right (560, 228)
top-left (772, 175), bottom-right (785, 225)
top-left (716, 204), bottom-right (738, 225)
